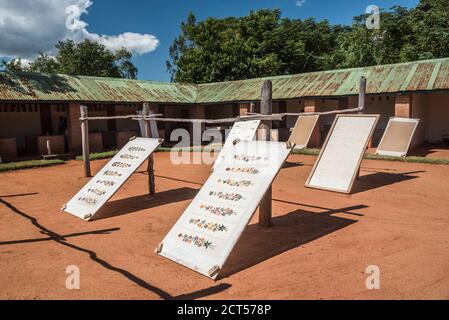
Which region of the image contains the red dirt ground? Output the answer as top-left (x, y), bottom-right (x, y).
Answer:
top-left (0, 153), bottom-right (448, 300)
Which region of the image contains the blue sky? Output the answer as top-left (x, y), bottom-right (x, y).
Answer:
top-left (1, 0), bottom-right (419, 81)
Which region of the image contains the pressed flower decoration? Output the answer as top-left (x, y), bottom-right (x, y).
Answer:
top-left (120, 154), bottom-right (139, 160)
top-left (78, 196), bottom-right (97, 206)
top-left (217, 178), bottom-right (252, 187)
top-left (225, 167), bottom-right (260, 175)
top-left (200, 204), bottom-right (237, 217)
top-left (103, 170), bottom-right (122, 177)
top-left (177, 233), bottom-right (214, 250)
top-left (209, 191), bottom-right (243, 201)
top-left (233, 154), bottom-right (267, 162)
top-left (96, 179), bottom-right (115, 187)
top-left (189, 218), bottom-right (228, 232)
top-left (87, 188), bottom-right (106, 196)
top-left (112, 162), bottom-right (132, 168)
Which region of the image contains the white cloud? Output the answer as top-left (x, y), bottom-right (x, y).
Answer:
top-left (295, 0), bottom-right (306, 7)
top-left (84, 32), bottom-right (159, 55)
top-left (0, 0), bottom-right (159, 60)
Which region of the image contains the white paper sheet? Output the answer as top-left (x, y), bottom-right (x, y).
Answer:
top-left (376, 117), bottom-right (419, 157)
top-left (306, 115), bottom-right (379, 193)
top-left (213, 120), bottom-right (260, 169)
top-left (63, 137), bottom-right (161, 220)
top-left (158, 140), bottom-right (292, 279)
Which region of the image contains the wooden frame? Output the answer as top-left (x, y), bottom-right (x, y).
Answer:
top-left (305, 114), bottom-right (380, 194)
top-left (376, 117), bottom-right (420, 157)
top-left (288, 114), bottom-right (320, 149)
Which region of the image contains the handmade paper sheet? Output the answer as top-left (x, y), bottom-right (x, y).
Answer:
top-left (63, 137), bottom-right (161, 220)
top-left (288, 114), bottom-right (320, 149)
top-left (158, 140), bottom-right (292, 279)
top-left (306, 115), bottom-right (379, 194)
top-left (213, 120), bottom-right (260, 169)
top-left (376, 117), bottom-right (419, 157)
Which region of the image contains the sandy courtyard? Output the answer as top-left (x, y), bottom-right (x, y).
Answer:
top-left (0, 153), bottom-right (448, 299)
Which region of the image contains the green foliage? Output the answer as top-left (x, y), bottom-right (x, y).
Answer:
top-left (0, 159), bottom-right (65, 172)
top-left (28, 53), bottom-right (60, 74)
top-left (291, 148), bottom-right (449, 165)
top-left (1, 58), bottom-right (25, 72)
top-left (168, 1), bottom-right (449, 82)
top-left (2, 40), bottom-right (138, 79)
top-left (55, 40), bottom-right (137, 78)
top-left (76, 150), bottom-right (118, 161)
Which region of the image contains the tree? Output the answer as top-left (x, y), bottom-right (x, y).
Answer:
top-left (28, 53), bottom-right (59, 74)
top-left (167, 10), bottom-right (344, 83)
top-left (1, 58), bottom-right (25, 72)
top-left (406, 0), bottom-right (449, 60)
top-left (55, 39), bottom-right (137, 78)
top-left (115, 48), bottom-right (138, 79)
top-left (168, 1), bottom-right (449, 83)
top-left (2, 39), bottom-right (138, 79)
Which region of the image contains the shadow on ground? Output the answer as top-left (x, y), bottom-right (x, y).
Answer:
top-left (0, 195), bottom-right (230, 300)
top-left (94, 187), bottom-right (198, 220)
top-left (352, 170), bottom-right (424, 194)
top-left (220, 204), bottom-right (366, 278)
top-left (282, 161), bottom-right (305, 169)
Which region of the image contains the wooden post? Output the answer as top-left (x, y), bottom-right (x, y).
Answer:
top-left (357, 77), bottom-right (367, 179)
top-left (143, 103), bottom-right (156, 195)
top-left (46, 134), bottom-right (52, 155)
top-left (358, 76), bottom-right (366, 114)
top-left (80, 105), bottom-right (91, 177)
top-left (259, 80), bottom-right (273, 228)
top-left (249, 102), bottom-right (255, 114)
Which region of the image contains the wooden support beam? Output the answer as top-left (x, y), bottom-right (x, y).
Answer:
top-left (259, 80), bottom-right (273, 228)
top-left (357, 77), bottom-right (367, 180)
top-left (80, 105), bottom-right (91, 177)
top-left (358, 76), bottom-right (366, 114)
top-left (143, 103), bottom-right (156, 195)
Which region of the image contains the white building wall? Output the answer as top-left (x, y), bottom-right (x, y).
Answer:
top-left (425, 92), bottom-right (449, 143)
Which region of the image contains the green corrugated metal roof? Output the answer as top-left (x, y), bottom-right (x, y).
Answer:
top-left (0, 72), bottom-right (197, 103)
top-left (196, 58), bottom-right (449, 103)
top-left (1, 58), bottom-right (448, 104)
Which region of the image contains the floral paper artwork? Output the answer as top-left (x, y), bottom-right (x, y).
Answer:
top-left (111, 162), bottom-right (132, 168)
top-left (87, 188), bottom-right (106, 196)
top-left (209, 191), bottom-right (244, 202)
top-left (158, 140), bottom-right (292, 279)
top-left (217, 178), bottom-right (252, 188)
top-left (64, 138), bottom-right (162, 221)
top-left (177, 232), bottom-right (214, 250)
top-left (233, 154), bottom-right (268, 162)
top-left (225, 167), bottom-right (260, 175)
top-left (200, 204), bottom-right (237, 217)
top-left (78, 196), bottom-right (97, 206)
top-left (96, 179), bottom-right (115, 187)
top-left (120, 154), bottom-right (139, 160)
top-left (189, 218), bottom-right (228, 232)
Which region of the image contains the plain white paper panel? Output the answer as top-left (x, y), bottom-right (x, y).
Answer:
top-left (158, 141), bottom-right (291, 279)
top-left (376, 117), bottom-right (419, 157)
top-left (213, 120), bottom-right (260, 169)
top-left (308, 117), bottom-right (377, 192)
top-left (64, 137), bottom-right (161, 220)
